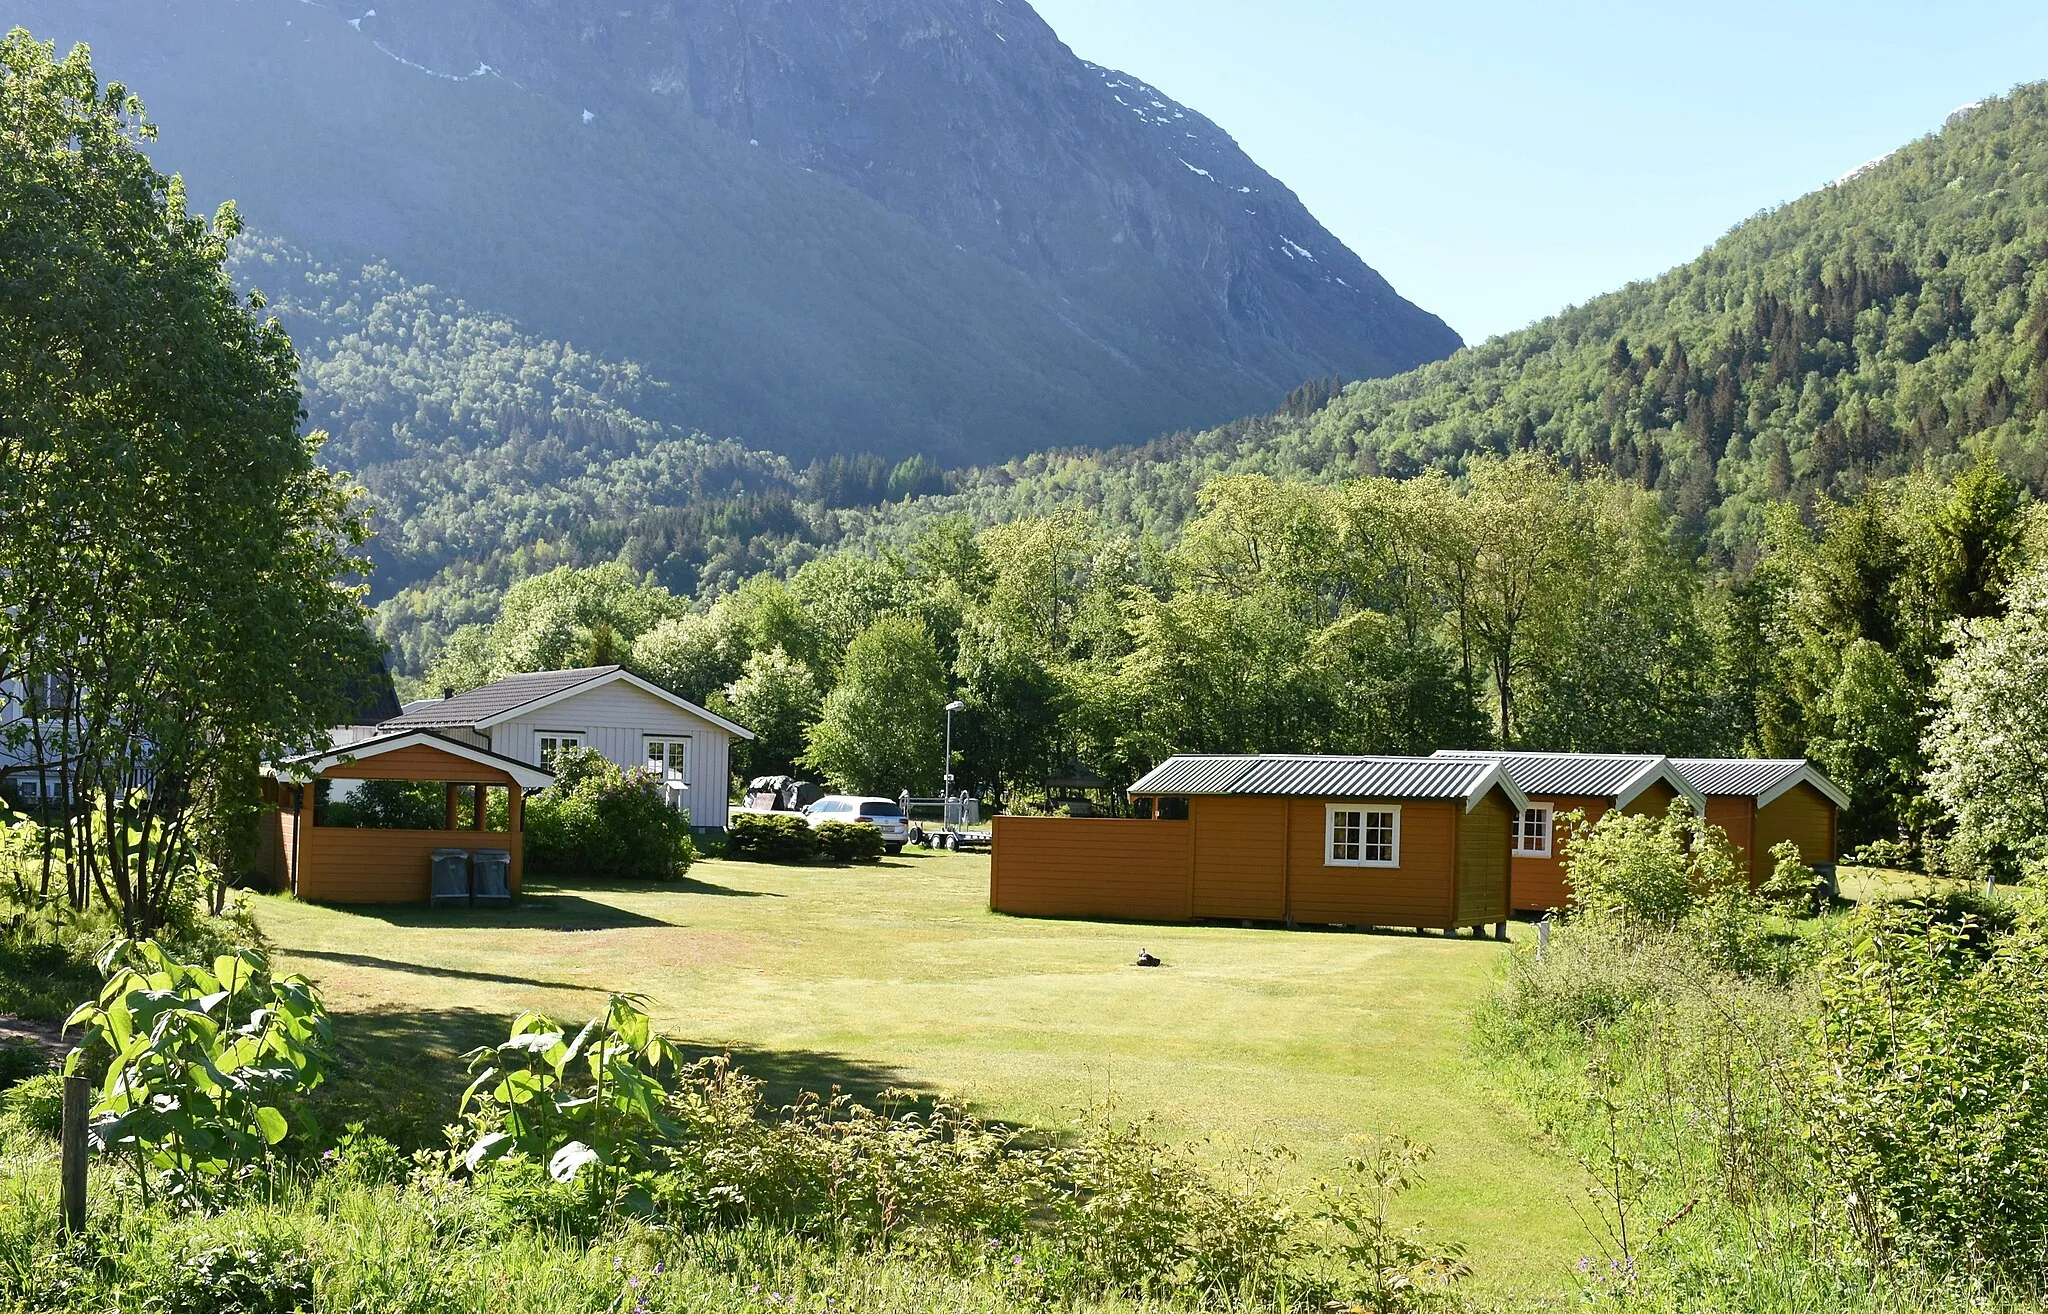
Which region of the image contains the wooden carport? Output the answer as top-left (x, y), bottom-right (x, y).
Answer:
top-left (260, 731), bottom-right (555, 904)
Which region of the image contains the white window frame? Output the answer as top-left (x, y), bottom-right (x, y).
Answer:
top-left (1326, 803), bottom-right (1401, 868)
top-left (1515, 803), bottom-right (1553, 858)
top-left (537, 733), bottom-right (583, 767)
top-left (644, 736), bottom-right (692, 788)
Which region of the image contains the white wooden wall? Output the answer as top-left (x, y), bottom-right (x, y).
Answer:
top-left (489, 681), bottom-right (733, 829)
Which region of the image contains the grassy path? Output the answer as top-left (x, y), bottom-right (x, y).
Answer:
top-left (251, 849), bottom-right (1588, 1293)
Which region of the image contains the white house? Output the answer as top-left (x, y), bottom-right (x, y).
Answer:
top-left (377, 665), bottom-right (754, 831)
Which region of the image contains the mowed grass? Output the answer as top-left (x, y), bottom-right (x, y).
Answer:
top-left (249, 849), bottom-right (1589, 1293)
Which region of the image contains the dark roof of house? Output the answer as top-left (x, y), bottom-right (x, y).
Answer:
top-left (338, 653), bottom-right (404, 726)
top-left (1129, 754), bottom-right (1516, 804)
top-left (382, 667), bottom-right (622, 730)
top-left (1431, 750), bottom-right (1667, 799)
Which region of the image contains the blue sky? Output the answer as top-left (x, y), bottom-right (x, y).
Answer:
top-left (1029, 0), bottom-right (2048, 344)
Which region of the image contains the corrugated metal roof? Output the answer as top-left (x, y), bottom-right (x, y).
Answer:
top-left (382, 666), bottom-right (619, 730)
top-left (1670, 758), bottom-right (1807, 799)
top-left (1432, 750), bottom-right (1663, 799)
top-left (1129, 754), bottom-right (1498, 801)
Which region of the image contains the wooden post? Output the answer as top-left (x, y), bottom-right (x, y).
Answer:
top-left (61, 1073), bottom-right (88, 1234)
top-left (1495, 920), bottom-right (1509, 942)
top-left (444, 783), bottom-right (460, 830)
top-left (1537, 917), bottom-right (1552, 960)
top-left (471, 784), bottom-right (487, 831)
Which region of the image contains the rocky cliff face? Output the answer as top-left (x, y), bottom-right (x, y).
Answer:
top-left (13, 0), bottom-right (1460, 461)
top-left (352, 0), bottom-right (1458, 375)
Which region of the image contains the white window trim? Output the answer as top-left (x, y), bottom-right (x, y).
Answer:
top-left (537, 733), bottom-right (584, 766)
top-left (1515, 803), bottom-right (1553, 858)
top-left (644, 736), bottom-right (693, 788)
top-left (1326, 803), bottom-right (1401, 869)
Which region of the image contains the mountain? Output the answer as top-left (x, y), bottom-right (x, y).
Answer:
top-left (346, 81), bottom-right (2048, 670)
top-left (11, 0), bottom-right (1459, 464)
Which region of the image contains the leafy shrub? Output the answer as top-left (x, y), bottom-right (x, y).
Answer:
top-left (0, 1072), bottom-right (62, 1138)
top-left (526, 748), bottom-right (697, 882)
top-left (321, 1123), bottom-right (409, 1187)
top-left (151, 1237), bottom-right (314, 1314)
top-left (0, 1036), bottom-right (49, 1089)
top-left (1761, 840), bottom-right (1821, 911)
top-left (455, 994), bottom-right (677, 1210)
top-left (727, 812), bottom-right (820, 864)
top-left (1561, 803), bottom-right (1780, 973)
top-left (64, 940), bottom-right (331, 1204)
top-left (1850, 837), bottom-right (1915, 870)
top-left (815, 820), bottom-right (886, 864)
top-left (1805, 895), bottom-right (2048, 1275)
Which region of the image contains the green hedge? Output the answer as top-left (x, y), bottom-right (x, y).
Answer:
top-left (816, 821), bottom-right (886, 864)
top-left (726, 813), bottom-right (819, 864)
top-left (727, 814), bottom-right (886, 865)
top-left (526, 749), bottom-right (697, 882)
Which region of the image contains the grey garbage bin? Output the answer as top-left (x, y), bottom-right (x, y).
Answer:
top-left (430, 850), bottom-right (472, 907)
top-left (471, 850), bottom-right (513, 907)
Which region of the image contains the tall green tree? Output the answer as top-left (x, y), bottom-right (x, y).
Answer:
top-left (720, 647), bottom-right (822, 782)
top-left (800, 616), bottom-right (947, 796)
top-left (0, 32), bottom-right (374, 928)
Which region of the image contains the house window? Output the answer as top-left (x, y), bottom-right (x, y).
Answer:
top-left (537, 734), bottom-right (582, 767)
top-left (645, 737), bottom-right (691, 787)
top-left (1515, 804), bottom-right (1553, 857)
top-left (1327, 804), bottom-right (1400, 868)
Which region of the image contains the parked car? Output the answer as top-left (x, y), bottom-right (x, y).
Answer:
top-left (803, 796), bottom-right (910, 854)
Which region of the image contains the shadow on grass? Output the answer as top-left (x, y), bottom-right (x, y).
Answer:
top-left (310, 1001), bottom-right (935, 1152)
top-left (290, 948), bottom-right (606, 993)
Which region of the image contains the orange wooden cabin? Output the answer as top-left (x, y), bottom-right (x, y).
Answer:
top-left (1672, 759), bottom-right (1846, 882)
top-left (991, 755), bottom-right (1528, 934)
top-left (1431, 752), bottom-right (1702, 913)
top-left (259, 731), bottom-right (555, 904)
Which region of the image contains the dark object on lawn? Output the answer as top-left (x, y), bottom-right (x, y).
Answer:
top-left (1135, 949), bottom-right (1162, 968)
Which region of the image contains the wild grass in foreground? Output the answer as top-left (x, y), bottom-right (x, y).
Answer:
top-left (1474, 811), bottom-right (2048, 1314)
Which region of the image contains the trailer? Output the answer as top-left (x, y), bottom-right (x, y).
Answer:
top-left (901, 792), bottom-right (992, 851)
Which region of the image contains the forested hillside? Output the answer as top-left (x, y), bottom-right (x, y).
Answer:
top-left (364, 82), bottom-right (2048, 669)
top-left (855, 85), bottom-right (2048, 560)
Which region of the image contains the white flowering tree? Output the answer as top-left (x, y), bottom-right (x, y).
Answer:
top-left (1925, 566), bottom-right (2048, 874)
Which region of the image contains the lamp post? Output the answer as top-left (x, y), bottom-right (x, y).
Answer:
top-left (943, 700), bottom-right (965, 803)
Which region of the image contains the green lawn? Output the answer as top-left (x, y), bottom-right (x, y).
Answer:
top-left (250, 849), bottom-right (1588, 1295)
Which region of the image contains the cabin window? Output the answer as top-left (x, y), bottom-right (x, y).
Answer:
top-left (1515, 804), bottom-right (1553, 857)
top-left (537, 734), bottom-right (583, 767)
top-left (644, 737), bottom-right (692, 787)
top-left (1156, 797), bottom-right (1190, 821)
top-left (1327, 804), bottom-right (1400, 868)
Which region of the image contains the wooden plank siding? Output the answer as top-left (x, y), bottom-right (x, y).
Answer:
top-left (1753, 783), bottom-right (1838, 874)
top-left (990, 817), bottom-right (1193, 922)
top-left (994, 794), bottom-right (1514, 932)
top-left (296, 828), bottom-right (523, 905)
top-left (265, 743), bottom-right (527, 904)
top-left (324, 745), bottom-right (517, 785)
top-left (1457, 792), bottom-right (1513, 926)
top-left (1283, 799), bottom-right (1460, 929)
top-left (1191, 798), bottom-right (1288, 920)
top-left (1702, 797), bottom-right (1758, 881)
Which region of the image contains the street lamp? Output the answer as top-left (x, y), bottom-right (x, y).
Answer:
top-left (943, 700), bottom-right (966, 801)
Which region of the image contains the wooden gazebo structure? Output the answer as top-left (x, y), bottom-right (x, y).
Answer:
top-left (259, 731), bottom-right (554, 904)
